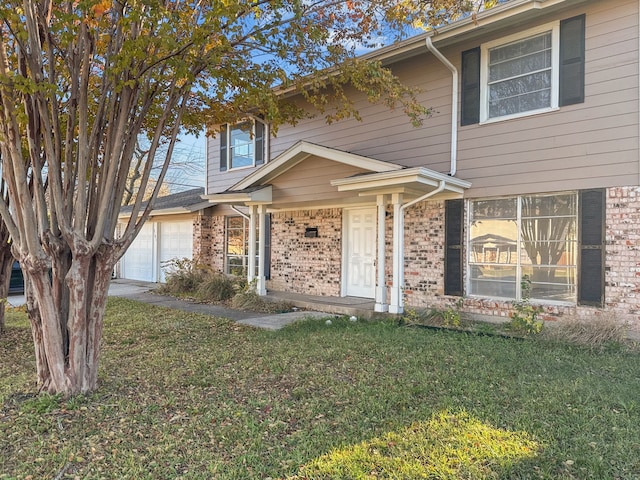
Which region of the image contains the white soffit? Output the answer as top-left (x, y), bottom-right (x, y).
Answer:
top-left (231, 141), bottom-right (402, 190)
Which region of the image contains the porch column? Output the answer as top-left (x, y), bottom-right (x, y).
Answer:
top-left (389, 193), bottom-right (404, 314)
top-left (375, 194), bottom-right (388, 312)
top-left (257, 204), bottom-right (267, 296)
top-left (247, 204), bottom-right (257, 285)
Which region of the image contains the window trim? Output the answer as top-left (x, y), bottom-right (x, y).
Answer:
top-left (466, 192), bottom-right (578, 306)
top-left (222, 118), bottom-right (268, 172)
top-left (479, 21), bottom-right (561, 124)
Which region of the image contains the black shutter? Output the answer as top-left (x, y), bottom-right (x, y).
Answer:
top-left (264, 213), bottom-right (271, 280)
top-left (578, 189), bottom-right (605, 306)
top-left (445, 199), bottom-right (464, 296)
top-left (220, 124), bottom-right (228, 172)
top-left (461, 47), bottom-right (481, 126)
top-left (254, 120), bottom-right (265, 166)
top-left (559, 14), bottom-right (586, 106)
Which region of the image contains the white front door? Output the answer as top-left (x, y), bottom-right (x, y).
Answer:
top-left (344, 207), bottom-right (376, 298)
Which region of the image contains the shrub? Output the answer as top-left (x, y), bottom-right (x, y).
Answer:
top-left (160, 257), bottom-right (241, 303)
top-left (159, 258), bottom-right (211, 295)
top-left (508, 276), bottom-right (544, 336)
top-left (195, 273), bottom-right (237, 302)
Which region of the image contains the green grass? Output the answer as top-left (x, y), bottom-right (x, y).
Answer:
top-left (1, 298), bottom-right (639, 479)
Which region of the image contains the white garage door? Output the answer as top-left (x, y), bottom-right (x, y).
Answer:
top-left (159, 221), bottom-right (193, 282)
top-left (121, 223), bottom-right (155, 282)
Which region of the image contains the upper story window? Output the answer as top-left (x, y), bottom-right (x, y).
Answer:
top-left (480, 23), bottom-right (560, 123)
top-left (220, 118), bottom-right (267, 172)
top-left (461, 15), bottom-right (585, 126)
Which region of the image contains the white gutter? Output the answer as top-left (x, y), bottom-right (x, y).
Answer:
top-left (390, 180), bottom-right (447, 314)
top-left (425, 37), bottom-right (458, 177)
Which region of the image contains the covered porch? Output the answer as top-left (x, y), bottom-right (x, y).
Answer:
top-left (203, 141), bottom-right (470, 315)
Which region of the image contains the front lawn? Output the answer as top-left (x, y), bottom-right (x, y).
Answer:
top-left (1, 298), bottom-right (639, 479)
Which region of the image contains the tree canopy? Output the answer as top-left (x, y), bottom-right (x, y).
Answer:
top-left (1, 0), bottom-right (492, 396)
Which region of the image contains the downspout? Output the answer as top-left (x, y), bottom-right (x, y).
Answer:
top-left (425, 36), bottom-right (458, 176)
top-left (391, 180), bottom-right (447, 314)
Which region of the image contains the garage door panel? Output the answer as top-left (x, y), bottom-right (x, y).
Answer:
top-left (122, 223), bottom-right (155, 282)
top-left (159, 221), bottom-right (193, 282)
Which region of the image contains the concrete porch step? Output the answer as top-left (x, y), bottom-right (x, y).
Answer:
top-left (264, 291), bottom-right (389, 319)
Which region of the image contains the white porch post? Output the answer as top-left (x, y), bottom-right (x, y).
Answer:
top-left (389, 193), bottom-right (404, 314)
top-left (247, 204), bottom-right (257, 285)
top-left (375, 194), bottom-right (388, 312)
top-left (257, 204), bottom-right (267, 296)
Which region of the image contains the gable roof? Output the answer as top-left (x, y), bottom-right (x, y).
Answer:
top-left (119, 187), bottom-right (209, 218)
top-left (230, 141), bottom-right (403, 191)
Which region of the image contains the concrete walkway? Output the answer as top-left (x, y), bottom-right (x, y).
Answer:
top-left (8, 279), bottom-right (334, 331)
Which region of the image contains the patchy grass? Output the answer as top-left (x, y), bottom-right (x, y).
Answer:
top-left (1, 299), bottom-right (639, 479)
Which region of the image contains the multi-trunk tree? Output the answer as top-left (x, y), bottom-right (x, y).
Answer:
top-left (0, 0), bottom-right (488, 396)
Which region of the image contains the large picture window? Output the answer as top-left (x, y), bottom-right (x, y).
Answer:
top-left (480, 22), bottom-right (559, 122)
top-left (469, 193), bottom-right (577, 303)
top-left (220, 119), bottom-right (266, 171)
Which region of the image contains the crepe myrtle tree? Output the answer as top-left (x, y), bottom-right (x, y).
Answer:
top-left (0, 0), bottom-right (483, 396)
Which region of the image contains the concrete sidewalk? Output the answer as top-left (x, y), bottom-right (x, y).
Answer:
top-left (8, 279), bottom-right (334, 331)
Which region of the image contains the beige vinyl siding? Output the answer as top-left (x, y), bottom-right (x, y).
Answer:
top-left (207, 0), bottom-right (639, 199)
top-left (270, 156), bottom-right (370, 208)
top-left (268, 62), bottom-right (454, 171)
top-left (456, 0), bottom-right (639, 198)
top-left (206, 57), bottom-right (456, 193)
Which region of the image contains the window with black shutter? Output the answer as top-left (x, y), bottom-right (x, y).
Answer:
top-left (461, 14), bottom-right (586, 125)
top-left (445, 199), bottom-right (464, 296)
top-left (219, 119), bottom-right (268, 171)
top-left (578, 189), bottom-right (605, 306)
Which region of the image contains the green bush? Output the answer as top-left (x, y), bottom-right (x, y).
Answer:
top-left (508, 275), bottom-right (544, 336)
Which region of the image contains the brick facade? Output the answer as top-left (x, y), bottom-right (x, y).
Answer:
top-left (192, 214), bottom-right (225, 272)
top-left (267, 208), bottom-right (342, 297)
top-left (190, 186), bottom-right (640, 335)
top-left (399, 187), bottom-right (640, 336)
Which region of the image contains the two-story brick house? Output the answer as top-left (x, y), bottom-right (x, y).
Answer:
top-left (190, 0), bottom-right (640, 335)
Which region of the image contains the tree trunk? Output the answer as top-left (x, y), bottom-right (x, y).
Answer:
top-left (23, 247), bottom-right (117, 396)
